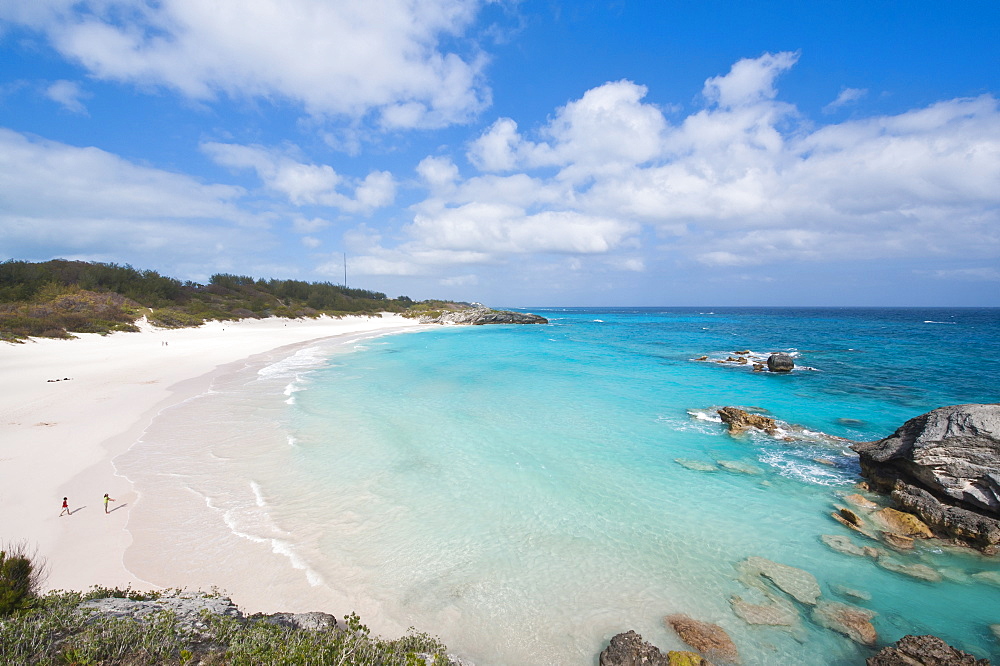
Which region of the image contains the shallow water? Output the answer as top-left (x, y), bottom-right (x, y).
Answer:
top-left (118, 308), bottom-right (1000, 664)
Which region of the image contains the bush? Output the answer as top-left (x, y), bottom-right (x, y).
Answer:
top-left (0, 541), bottom-right (47, 616)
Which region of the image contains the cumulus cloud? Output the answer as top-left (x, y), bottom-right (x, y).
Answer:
top-left (202, 142), bottom-right (395, 213)
top-left (2, 0), bottom-right (490, 128)
top-left (823, 87), bottom-right (868, 113)
top-left (0, 127), bottom-right (270, 273)
top-left (45, 79), bottom-right (89, 114)
top-left (357, 51), bottom-right (1000, 284)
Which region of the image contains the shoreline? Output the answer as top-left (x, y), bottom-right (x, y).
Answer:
top-left (0, 314), bottom-right (424, 596)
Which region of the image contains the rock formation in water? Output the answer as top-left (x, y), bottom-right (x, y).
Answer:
top-left (717, 407), bottom-right (778, 435)
top-left (866, 634), bottom-right (991, 665)
top-left (420, 306), bottom-right (548, 325)
top-left (851, 404), bottom-right (1000, 553)
top-left (766, 353), bottom-right (795, 372)
top-left (599, 631), bottom-right (672, 665)
top-left (664, 614), bottom-right (740, 664)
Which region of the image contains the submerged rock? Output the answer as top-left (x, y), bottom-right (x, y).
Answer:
top-left (879, 531), bottom-right (915, 551)
top-left (867, 634), bottom-right (990, 665)
top-left (675, 458), bottom-right (719, 472)
top-left (729, 595), bottom-right (799, 626)
top-left (821, 534), bottom-right (879, 558)
top-left (844, 493), bottom-right (879, 510)
top-left (971, 570), bottom-right (1000, 587)
top-left (877, 558), bottom-right (943, 582)
top-left (717, 407), bottom-right (778, 435)
top-left (851, 404), bottom-right (1000, 552)
top-left (872, 507), bottom-right (934, 539)
top-left (830, 584), bottom-right (872, 601)
top-left (599, 630), bottom-right (670, 666)
top-left (665, 615), bottom-right (740, 664)
top-left (717, 460), bottom-right (764, 475)
top-left (766, 354), bottom-right (795, 372)
top-left (737, 557), bottom-right (821, 606)
top-left (811, 600), bottom-right (878, 646)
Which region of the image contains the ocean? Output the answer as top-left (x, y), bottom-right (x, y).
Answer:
top-left (116, 307), bottom-right (1000, 664)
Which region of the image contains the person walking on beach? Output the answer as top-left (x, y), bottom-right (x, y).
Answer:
top-left (59, 497), bottom-right (70, 517)
top-left (103, 493), bottom-right (116, 513)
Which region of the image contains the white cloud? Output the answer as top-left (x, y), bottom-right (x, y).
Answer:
top-left (380, 52), bottom-right (1000, 282)
top-left (3, 0), bottom-right (490, 128)
top-left (925, 267), bottom-right (1000, 281)
top-left (0, 127), bottom-right (270, 273)
top-left (202, 142), bottom-right (395, 213)
top-left (301, 236), bottom-right (321, 248)
top-left (45, 79), bottom-right (89, 114)
top-left (823, 87), bottom-right (867, 113)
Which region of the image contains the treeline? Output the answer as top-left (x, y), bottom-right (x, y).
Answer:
top-left (0, 259), bottom-right (445, 341)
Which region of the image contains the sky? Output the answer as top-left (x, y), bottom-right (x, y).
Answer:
top-left (1, 1), bottom-right (999, 307)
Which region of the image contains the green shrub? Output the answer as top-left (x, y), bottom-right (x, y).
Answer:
top-left (0, 541), bottom-right (47, 616)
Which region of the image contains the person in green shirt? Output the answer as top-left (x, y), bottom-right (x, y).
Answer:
top-left (103, 493), bottom-right (116, 514)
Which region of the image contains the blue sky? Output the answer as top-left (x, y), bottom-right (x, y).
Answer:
top-left (1, 1), bottom-right (998, 306)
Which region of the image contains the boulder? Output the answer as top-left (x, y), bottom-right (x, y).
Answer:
top-left (844, 494), bottom-right (879, 510)
top-left (852, 404), bottom-right (1000, 552)
top-left (664, 615), bottom-right (740, 664)
top-left (879, 532), bottom-right (915, 551)
top-left (872, 507), bottom-right (934, 538)
top-left (717, 407), bottom-right (778, 435)
top-left (667, 651), bottom-right (715, 666)
top-left (421, 307), bottom-right (547, 325)
top-left (599, 630), bottom-right (670, 666)
top-left (766, 354), bottom-right (795, 372)
top-left (79, 593), bottom-right (243, 634)
top-left (729, 595), bottom-right (799, 626)
top-left (737, 557), bottom-right (821, 606)
top-left (257, 611), bottom-right (341, 631)
top-left (867, 634), bottom-right (990, 665)
top-left (810, 600), bottom-right (877, 646)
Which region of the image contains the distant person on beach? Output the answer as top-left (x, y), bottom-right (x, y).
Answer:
top-left (103, 494), bottom-right (116, 513)
top-left (60, 497), bottom-right (69, 516)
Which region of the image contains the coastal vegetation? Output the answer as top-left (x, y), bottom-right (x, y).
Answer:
top-left (0, 546), bottom-right (453, 665)
top-left (0, 259), bottom-right (466, 342)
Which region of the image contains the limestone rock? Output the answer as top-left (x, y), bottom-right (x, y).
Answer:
top-left (79, 593), bottom-right (243, 634)
top-left (729, 595), bottom-right (799, 626)
top-left (831, 584), bottom-right (872, 601)
top-left (666, 651), bottom-right (715, 666)
top-left (257, 611), bottom-right (341, 631)
top-left (717, 407), bottom-right (778, 435)
top-left (717, 460), bottom-right (763, 475)
top-left (845, 494), bottom-right (879, 510)
top-left (879, 532), bottom-right (915, 551)
top-left (766, 354), bottom-right (795, 372)
top-left (971, 570), bottom-right (1000, 587)
top-left (664, 615), bottom-right (740, 664)
top-left (991, 623), bottom-right (1000, 641)
top-left (675, 459), bottom-right (718, 472)
top-left (872, 507), bottom-right (934, 538)
top-left (421, 307), bottom-right (547, 325)
top-left (852, 404), bottom-right (1000, 550)
top-left (821, 534), bottom-right (878, 558)
top-left (877, 558), bottom-right (943, 582)
top-left (737, 557), bottom-right (821, 606)
top-left (599, 630), bottom-right (670, 666)
top-left (867, 634), bottom-right (990, 665)
top-left (811, 600), bottom-right (877, 646)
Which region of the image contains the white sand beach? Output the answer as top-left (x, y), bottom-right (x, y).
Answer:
top-left (0, 314), bottom-right (422, 596)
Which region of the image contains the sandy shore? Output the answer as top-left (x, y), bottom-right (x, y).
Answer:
top-left (0, 314), bottom-right (422, 594)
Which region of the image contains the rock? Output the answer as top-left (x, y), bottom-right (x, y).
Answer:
top-left (877, 559), bottom-right (943, 582)
top-left (814, 458), bottom-right (836, 466)
top-left (717, 460), bottom-right (763, 475)
top-left (821, 534), bottom-right (878, 558)
top-left (695, 356), bottom-right (709, 361)
top-left (879, 532), bottom-right (915, 551)
top-left (667, 651), bottom-right (715, 666)
top-left (851, 404), bottom-right (1000, 551)
top-left (675, 459), bottom-right (719, 472)
top-left (79, 593), bottom-right (244, 633)
top-left (867, 634), bottom-right (990, 665)
top-left (664, 615), bottom-right (740, 664)
top-left (837, 507), bottom-right (863, 527)
top-left (831, 584), bottom-right (872, 601)
top-left (991, 624), bottom-right (1000, 641)
top-left (752, 363), bottom-right (764, 372)
top-left (421, 307), bottom-right (547, 325)
top-left (837, 418), bottom-right (867, 427)
top-left (729, 595), bottom-right (799, 626)
top-left (257, 611), bottom-right (341, 631)
top-left (599, 630), bottom-right (670, 666)
top-left (971, 571), bottom-right (1000, 587)
top-left (717, 407), bottom-right (778, 435)
top-left (734, 350), bottom-right (750, 355)
top-left (766, 354), bottom-right (795, 372)
top-left (737, 557), bottom-right (821, 606)
top-left (872, 507), bottom-right (934, 538)
top-left (845, 494), bottom-right (879, 510)
top-left (811, 600), bottom-right (877, 646)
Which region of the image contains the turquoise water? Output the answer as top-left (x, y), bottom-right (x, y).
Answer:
top-left (122, 308), bottom-right (1000, 664)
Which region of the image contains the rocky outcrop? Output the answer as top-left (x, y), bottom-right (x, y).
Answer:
top-left (851, 404), bottom-right (1000, 552)
top-left (737, 556), bottom-right (821, 606)
top-left (810, 600), bottom-right (877, 646)
top-left (420, 307), bottom-right (547, 325)
top-left (766, 353), bottom-right (794, 372)
top-left (664, 614), bottom-right (740, 664)
top-left (717, 407), bottom-right (778, 435)
top-left (867, 634), bottom-right (990, 665)
top-left (599, 631), bottom-right (671, 665)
